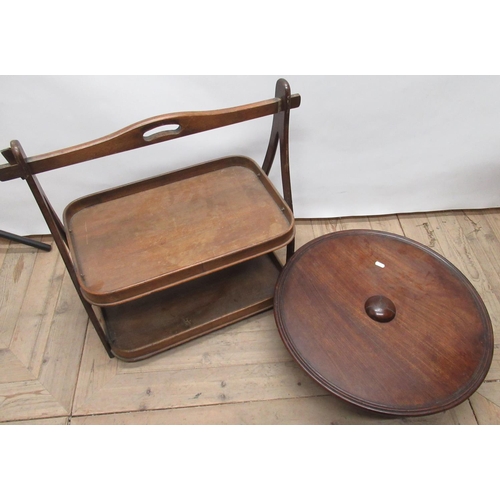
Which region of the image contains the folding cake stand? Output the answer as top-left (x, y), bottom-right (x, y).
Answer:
top-left (0, 79), bottom-right (300, 361)
top-left (2, 79), bottom-right (493, 417)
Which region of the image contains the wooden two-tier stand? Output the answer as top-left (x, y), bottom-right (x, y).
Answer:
top-left (0, 79), bottom-right (301, 361)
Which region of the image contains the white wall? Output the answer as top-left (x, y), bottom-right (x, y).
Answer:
top-left (1, 75), bottom-right (500, 235)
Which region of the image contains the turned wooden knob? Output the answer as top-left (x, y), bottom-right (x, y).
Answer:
top-left (365, 295), bottom-right (396, 323)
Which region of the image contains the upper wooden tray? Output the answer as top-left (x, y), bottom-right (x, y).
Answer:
top-left (64, 156), bottom-right (294, 306)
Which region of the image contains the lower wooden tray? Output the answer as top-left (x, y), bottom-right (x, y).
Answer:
top-left (103, 253), bottom-right (282, 361)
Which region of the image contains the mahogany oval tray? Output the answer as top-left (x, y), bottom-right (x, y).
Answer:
top-left (274, 230), bottom-right (494, 416)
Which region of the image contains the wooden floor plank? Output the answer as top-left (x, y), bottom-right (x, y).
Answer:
top-left (70, 395), bottom-right (476, 425)
top-left (71, 323), bottom-right (119, 414)
top-left (0, 243), bottom-right (88, 421)
top-left (310, 218), bottom-right (341, 239)
top-left (294, 219), bottom-right (316, 249)
top-left (478, 208), bottom-right (500, 241)
top-left (0, 349), bottom-right (37, 384)
top-left (9, 236), bottom-right (66, 373)
top-left (73, 311), bottom-right (296, 413)
top-left (3, 210), bottom-right (500, 424)
top-left (36, 271), bottom-right (89, 413)
top-left (0, 380), bottom-right (67, 422)
top-left (457, 211), bottom-right (500, 311)
top-left (0, 237), bottom-right (10, 270)
top-left (398, 212), bottom-right (445, 253)
top-left (339, 215), bottom-right (372, 231)
top-left (486, 349), bottom-right (500, 381)
top-left (368, 214), bottom-right (404, 235)
top-left (423, 211), bottom-right (477, 274)
top-left (73, 359), bottom-right (329, 416)
top-left (469, 391), bottom-right (500, 424)
top-left (1, 416), bottom-right (68, 425)
top-left (476, 381), bottom-right (500, 409)
top-left (0, 242), bottom-right (40, 349)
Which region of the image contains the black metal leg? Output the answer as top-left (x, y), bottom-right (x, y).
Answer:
top-left (0, 229), bottom-right (51, 251)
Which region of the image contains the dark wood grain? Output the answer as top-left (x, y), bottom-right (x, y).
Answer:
top-left (274, 229), bottom-right (494, 416)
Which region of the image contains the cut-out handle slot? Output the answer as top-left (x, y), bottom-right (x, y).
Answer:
top-left (143, 124), bottom-right (181, 142)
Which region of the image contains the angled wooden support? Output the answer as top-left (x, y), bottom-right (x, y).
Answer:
top-left (8, 140), bottom-right (114, 357)
top-left (262, 78), bottom-right (299, 261)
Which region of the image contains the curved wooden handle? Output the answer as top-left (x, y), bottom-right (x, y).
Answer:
top-left (110, 99), bottom-right (283, 147)
top-left (0, 93), bottom-right (300, 181)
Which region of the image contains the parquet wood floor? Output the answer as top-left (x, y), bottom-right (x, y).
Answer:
top-left (1, 210), bottom-right (500, 424)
